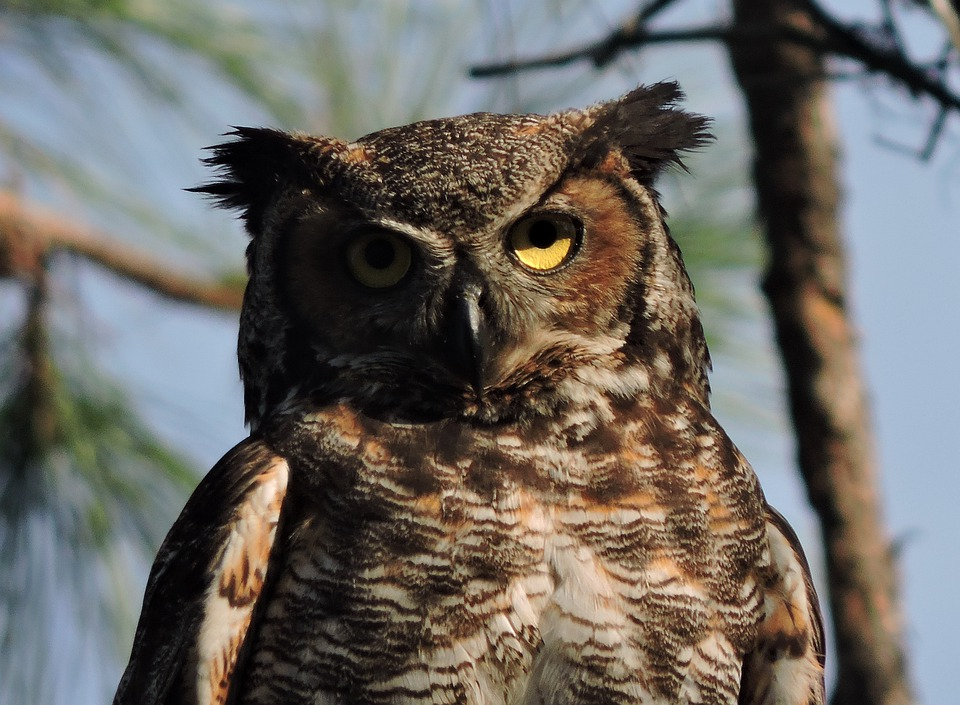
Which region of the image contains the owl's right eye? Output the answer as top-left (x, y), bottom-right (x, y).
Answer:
top-left (345, 231), bottom-right (413, 289)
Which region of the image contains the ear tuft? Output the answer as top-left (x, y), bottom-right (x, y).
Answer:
top-left (188, 128), bottom-right (340, 233)
top-left (577, 82), bottom-right (713, 180)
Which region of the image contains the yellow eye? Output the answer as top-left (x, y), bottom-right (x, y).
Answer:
top-left (345, 231), bottom-right (412, 289)
top-left (508, 213), bottom-right (581, 272)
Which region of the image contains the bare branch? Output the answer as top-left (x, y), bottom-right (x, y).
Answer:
top-left (0, 191), bottom-right (244, 312)
top-left (469, 23), bottom-right (834, 77)
top-left (798, 0), bottom-right (960, 110)
top-left (636, 0), bottom-right (684, 23)
top-left (920, 106), bottom-right (950, 159)
top-left (470, 25), bottom-right (732, 77)
top-left (470, 3), bottom-right (960, 118)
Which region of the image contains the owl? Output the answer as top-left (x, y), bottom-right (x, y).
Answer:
top-left (114, 83), bottom-right (824, 705)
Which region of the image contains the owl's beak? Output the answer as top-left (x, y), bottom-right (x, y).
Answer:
top-left (445, 282), bottom-right (486, 394)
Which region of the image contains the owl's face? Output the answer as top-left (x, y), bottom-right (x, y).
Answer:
top-left (197, 83), bottom-right (712, 428)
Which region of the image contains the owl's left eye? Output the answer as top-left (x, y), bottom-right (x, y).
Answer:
top-left (346, 231), bottom-right (413, 289)
top-left (508, 212), bottom-right (582, 273)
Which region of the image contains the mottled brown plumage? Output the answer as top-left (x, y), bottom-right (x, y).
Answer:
top-left (115, 83), bottom-right (824, 705)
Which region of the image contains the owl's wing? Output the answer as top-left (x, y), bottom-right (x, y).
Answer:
top-left (739, 506), bottom-right (826, 705)
top-left (113, 438), bottom-right (289, 705)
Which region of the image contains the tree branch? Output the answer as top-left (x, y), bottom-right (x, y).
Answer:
top-left (470, 26), bottom-right (734, 76)
top-left (470, 4), bottom-right (960, 117)
top-left (0, 191), bottom-right (243, 312)
top-left (798, 0), bottom-right (960, 110)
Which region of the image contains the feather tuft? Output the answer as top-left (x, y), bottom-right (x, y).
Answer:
top-left (576, 82), bottom-right (713, 180)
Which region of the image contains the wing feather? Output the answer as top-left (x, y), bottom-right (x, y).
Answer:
top-left (113, 438), bottom-right (289, 705)
top-left (740, 506), bottom-right (826, 705)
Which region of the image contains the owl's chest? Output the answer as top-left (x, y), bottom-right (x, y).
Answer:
top-left (244, 413), bottom-right (766, 705)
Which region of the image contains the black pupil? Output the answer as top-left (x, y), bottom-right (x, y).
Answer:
top-left (364, 238), bottom-right (396, 269)
top-left (528, 219), bottom-right (559, 249)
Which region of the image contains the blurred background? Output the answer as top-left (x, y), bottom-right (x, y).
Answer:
top-left (0, 1), bottom-right (957, 704)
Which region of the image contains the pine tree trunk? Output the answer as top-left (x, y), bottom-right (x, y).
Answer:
top-left (726, 2), bottom-right (915, 704)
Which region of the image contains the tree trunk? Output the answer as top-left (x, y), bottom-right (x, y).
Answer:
top-left (726, 2), bottom-right (915, 705)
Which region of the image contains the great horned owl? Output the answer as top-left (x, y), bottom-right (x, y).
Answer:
top-left (114, 83), bottom-right (824, 705)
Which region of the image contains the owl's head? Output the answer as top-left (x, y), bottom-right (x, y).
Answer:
top-left (196, 83), bottom-right (712, 430)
